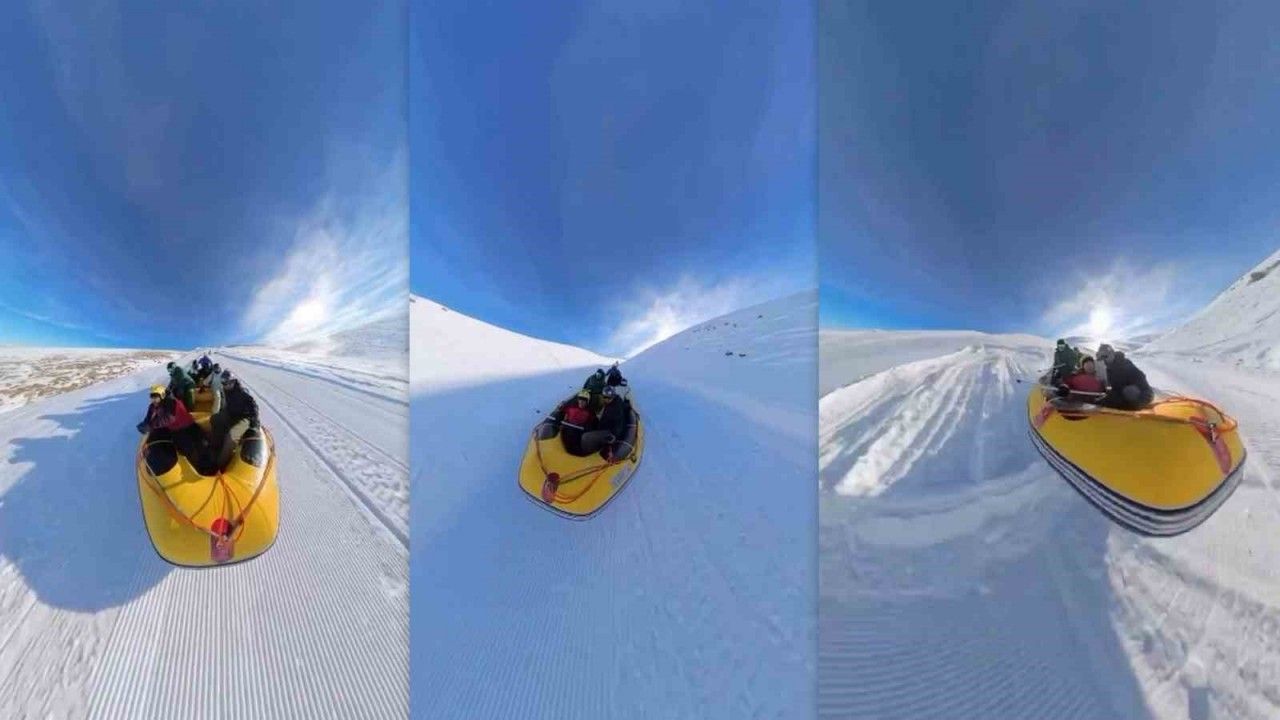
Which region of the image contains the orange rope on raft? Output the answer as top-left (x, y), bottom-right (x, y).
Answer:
top-left (1045, 389), bottom-right (1238, 431)
top-left (531, 424), bottom-right (623, 504)
top-left (136, 427), bottom-right (276, 543)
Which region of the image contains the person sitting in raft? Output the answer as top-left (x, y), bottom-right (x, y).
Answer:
top-left (1096, 346), bottom-right (1154, 410)
top-left (606, 363), bottom-right (625, 387)
top-left (210, 371), bottom-right (261, 469)
top-left (1093, 344), bottom-right (1112, 386)
top-left (205, 363), bottom-right (225, 414)
top-left (166, 361), bottom-right (197, 411)
top-left (1055, 356), bottom-right (1106, 400)
top-left (559, 390), bottom-right (597, 456)
top-left (137, 384), bottom-right (215, 474)
top-left (192, 355), bottom-right (213, 384)
top-left (582, 368), bottom-right (607, 408)
top-left (581, 384), bottom-right (630, 460)
top-left (1050, 339), bottom-right (1080, 384)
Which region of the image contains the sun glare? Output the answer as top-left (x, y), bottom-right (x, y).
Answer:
top-left (1087, 304), bottom-right (1114, 339)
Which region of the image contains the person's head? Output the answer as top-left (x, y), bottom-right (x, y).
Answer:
top-left (212, 363), bottom-right (221, 374)
top-left (574, 391), bottom-right (590, 407)
top-left (1097, 344), bottom-right (1114, 362)
top-left (149, 384), bottom-right (166, 405)
top-left (166, 361), bottom-right (177, 371)
top-left (1081, 357), bottom-right (1095, 373)
top-left (602, 386), bottom-right (616, 403)
top-left (222, 371), bottom-right (238, 390)
top-left (1056, 338), bottom-right (1066, 347)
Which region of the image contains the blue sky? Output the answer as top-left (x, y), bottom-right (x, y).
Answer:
top-left (0, 2), bottom-right (405, 349)
top-left (411, 2), bottom-right (815, 357)
top-left (820, 0), bottom-right (1280, 339)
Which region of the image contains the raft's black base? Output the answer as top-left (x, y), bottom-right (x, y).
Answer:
top-left (1028, 426), bottom-right (1246, 537)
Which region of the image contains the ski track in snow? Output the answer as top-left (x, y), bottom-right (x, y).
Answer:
top-left (819, 332), bottom-right (1280, 720)
top-left (0, 348), bottom-right (408, 719)
top-left (410, 292), bottom-right (816, 720)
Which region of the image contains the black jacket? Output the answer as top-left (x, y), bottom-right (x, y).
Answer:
top-left (597, 399), bottom-right (630, 437)
top-left (1104, 352), bottom-right (1149, 392)
top-left (222, 386), bottom-right (260, 424)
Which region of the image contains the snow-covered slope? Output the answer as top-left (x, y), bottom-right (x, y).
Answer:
top-left (283, 313), bottom-right (407, 360)
top-left (1145, 248), bottom-right (1280, 368)
top-left (0, 348), bottom-right (180, 416)
top-left (410, 296), bottom-right (616, 392)
top-left (225, 312), bottom-right (407, 392)
top-left (410, 291), bottom-right (815, 720)
top-left (0, 343), bottom-right (408, 717)
top-left (819, 332), bottom-right (1280, 719)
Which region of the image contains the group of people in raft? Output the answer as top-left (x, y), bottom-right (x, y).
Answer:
top-left (1049, 339), bottom-right (1153, 411)
top-left (136, 355), bottom-right (261, 475)
top-left (558, 364), bottom-right (633, 459)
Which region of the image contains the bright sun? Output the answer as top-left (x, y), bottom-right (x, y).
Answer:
top-left (1087, 304), bottom-right (1114, 339)
top-left (289, 298), bottom-right (328, 328)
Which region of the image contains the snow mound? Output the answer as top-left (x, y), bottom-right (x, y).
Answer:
top-left (411, 290), bottom-right (815, 720)
top-left (1145, 247), bottom-right (1280, 368)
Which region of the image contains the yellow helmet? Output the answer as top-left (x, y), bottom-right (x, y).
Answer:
top-left (149, 384), bottom-right (166, 397)
top-left (576, 390), bottom-right (591, 401)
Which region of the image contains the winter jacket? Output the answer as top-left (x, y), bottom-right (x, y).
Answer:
top-left (596, 398), bottom-right (630, 437)
top-left (1052, 343), bottom-right (1080, 380)
top-left (1063, 372), bottom-right (1105, 394)
top-left (606, 366), bottom-right (624, 387)
top-left (562, 404), bottom-right (594, 430)
top-left (168, 366), bottom-right (196, 399)
top-left (583, 370), bottom-right (606, 395)
top-left (1102, 352), bottom-right (1149, 393)
top-left (207, 372), bottom-right (224, 415)
top-left (142, 396), bottom-right (195, 432)
top-left (221, 386), bottom-right (260, 425)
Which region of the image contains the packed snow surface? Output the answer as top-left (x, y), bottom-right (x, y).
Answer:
top-left (410, 292), bottom-right (816, 719)
top-left (0, 332), bottom-right (408, 717)
top-left (820, 265), bottom-right (1280, 718)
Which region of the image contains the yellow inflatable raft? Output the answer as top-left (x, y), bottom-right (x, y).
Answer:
top-left (1027, 382), bottom-right (1245, 536)
top-left (518, 394), bottom-right (644, 519)
top-left (136, 388), bottom-right (280, 566)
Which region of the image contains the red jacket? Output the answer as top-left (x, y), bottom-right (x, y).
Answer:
top-left (562, 404), bottom-right (593, 428)
top-left (147, 397), bottom-right (195, 431)
top-left (1063, 372), bottom-right (1105, 394)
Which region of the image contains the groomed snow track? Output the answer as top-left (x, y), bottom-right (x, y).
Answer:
top-left (0, 349), bottom-right (408, 719)
top-left (820, 332), bottom-right (1280, 720)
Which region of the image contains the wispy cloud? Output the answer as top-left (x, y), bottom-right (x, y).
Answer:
top-left (1039, 260), bottom-right (1194, 341)
top-left (241, 152), bottom-right (407, 348)
top-left (602, 276), bottom-right (775, 358)
top-left (0, 298), bottom-right (123, 343)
